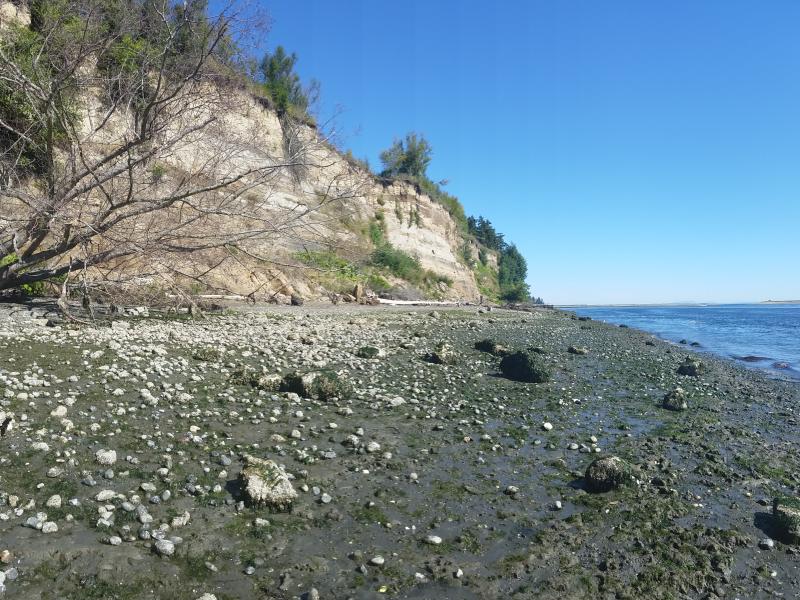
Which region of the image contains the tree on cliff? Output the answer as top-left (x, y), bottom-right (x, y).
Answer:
top-left (467, 216), bottom-right (505, 251)
top-left (260, 45), bottom-right (311, 115)
top-left (0, 0), bottom-right (360, 298)
top-left (379, 132), bottom-right (432, 179)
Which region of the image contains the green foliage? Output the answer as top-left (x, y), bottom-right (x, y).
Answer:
top-left (0, 24), bottom-right (69, 176)
top-left (409, 207), bottom-right (422, 228)
top-left (414, 175), bottom-right (467, 231)
top-left (379, 132), bottom-right (432, 179)
top-left (343, 150), bottom-right (371, 173)
top-left (371, 245), bottom-right (422, 281)
top-left (478, 248), bottom-right (488, 266)
top-left (365, 273), bottom-right (391, 292)
top-left (368, 214), bottom-right (386, 246)
top-left (460, 242), bottom-right (473, 265)
top-left (20, 280), bottom-right (48, 297)
top-left (151, 164), bottom-right (166, 182)
top-left (498, 244), bottom-right (530, 302)
top-left (173, 0), bottom-right (211, 56)
top-left (294, 248), bottom-right (393, 295)
top-left (467, 216), bottom-right (506, 251)
top-left (370, 244), bottom-right (451, 289)
top-left (107, 35), bottom-right (151, 75)
top-left (295, 250), bottom-right (358, 280)
top-left (260, 45), bottom-right (309, 115)
top-left (499, 282), bottom-right (529, 303)
top-left (0, 253), bottom-right (19, 268)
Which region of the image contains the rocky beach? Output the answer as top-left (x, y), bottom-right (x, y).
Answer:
top-left (0, 302), bottom-right (798, 599)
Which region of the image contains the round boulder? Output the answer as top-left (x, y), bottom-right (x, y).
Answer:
top-left (499, 351), bottom-right (551, 383)
top-left (662, 387), bottom-right (688, 411)
top-left (425, 342), bottom-right (457, 365)
top-left (239, 454), bottom-right (297, 510)
top-left (677, 358), bottom-right (703, 377)
top-left (584, 456), bottom-right (634, 493)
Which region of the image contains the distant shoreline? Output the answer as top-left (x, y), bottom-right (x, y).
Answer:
top-left (558, 301), bottom-right (800, 308)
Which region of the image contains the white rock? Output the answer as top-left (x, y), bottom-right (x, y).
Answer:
top-left (95, 490), bottom-right (116, 502)
top-left (95, 449), bottom-right (117, 466)
top-left (239, 455), bottom-right (297, 509)
top-left (424, 535), bottom-right (443, 545)
top-left (41, 521), bottom-right (58, 534)
top-left (154, 539), bottom-right (175, 556)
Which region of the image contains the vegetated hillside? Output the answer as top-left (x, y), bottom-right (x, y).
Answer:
top-left (0, 0), bottom-right (534, 304)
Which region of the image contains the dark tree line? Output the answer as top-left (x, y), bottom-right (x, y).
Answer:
top-left (467, 216), bottom-right (505, 251)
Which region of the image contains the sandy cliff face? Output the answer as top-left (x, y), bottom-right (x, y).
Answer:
top-left (1, 6), bottom-right (484, 301)
top-left (139, 92), bottom-right (483, 301)
top-left (0, 2), bottom-right (30, 29)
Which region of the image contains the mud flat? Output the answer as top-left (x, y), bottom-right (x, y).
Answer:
top-left (0, 303), bottom-right (799, 599)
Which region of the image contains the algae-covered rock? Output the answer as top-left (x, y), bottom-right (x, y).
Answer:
top-left (584, 456), bottom-right (634, 493)
top-left (280, 370), bottom-right (348, 400)
top-left (356, 346), bottom-right (381, 359)
top-left (474, 339), bottom-right (508, 356)
top-left (0, 411), bottom-right (13, 436)
top-left (425, 342), bottom-right (457, 365)
top-left (239, 454), bottom-right (297, 510)
top-left (662, 387), bottom-right (688, 411)
top-left (567, 345), bottom-right (589, 355)
top-left (677, 358), bottom-right (703, 377)
top-left (499, 350), bottom-right (551, 383)
top-left (256, 373), bottom-right (282, 392)
top-left (773, 497), bottom-right (800, 543)
top-left (192, 347), bottom-right (221, 362)
top-left (230, 366), bottom-right (281, 391)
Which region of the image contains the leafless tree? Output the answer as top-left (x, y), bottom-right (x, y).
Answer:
top-left (0, 0), bottom-right (366, 301)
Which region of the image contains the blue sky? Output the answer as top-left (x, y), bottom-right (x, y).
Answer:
top-left (233, 0), bottom-right (800, 305)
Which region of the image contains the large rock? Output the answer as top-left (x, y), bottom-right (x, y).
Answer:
top-left (0, 411), bottom-right (14, 436)
top-left (677, 358), bottom-right (703, 377)
top-left (662, 387), bottom-right (688, 411)
top-left (280, 370), bottom-right (348, 401)
top-left (584, 456), bottom-right (634, 493)
top-left (95, 449), bottom-right (117, 466)
top-left (474, 339), bottom-right (508, 356)
top-left (355, 346), bottom-right (382, 359)
top-left (499, 351), bottom-right (551, 383)
top-left (424, 342), bottom-right (457, 365)
top-left (773, 497), bottom-right (800, 543)
top-left (567, 345), bottom-right (588, 355)
top-left (239, 455), bottom-right (297, 510)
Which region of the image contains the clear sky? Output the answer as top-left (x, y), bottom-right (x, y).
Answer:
top-left (232, 0), bottom-right (800, 305)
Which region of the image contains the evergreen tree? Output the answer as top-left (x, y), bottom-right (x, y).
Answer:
top-left (379, 133), bottom-right (432, 178)
top-left (260, 46), bottom-right (308, 114)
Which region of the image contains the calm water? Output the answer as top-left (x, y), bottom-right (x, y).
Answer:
top-left (568, 304), bottom-right (800, 380)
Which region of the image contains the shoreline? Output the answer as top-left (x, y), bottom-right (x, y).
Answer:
top-left (0, 303), bottom-right (798, 598)
top-left (565, 305), bottom-right (800, 382)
